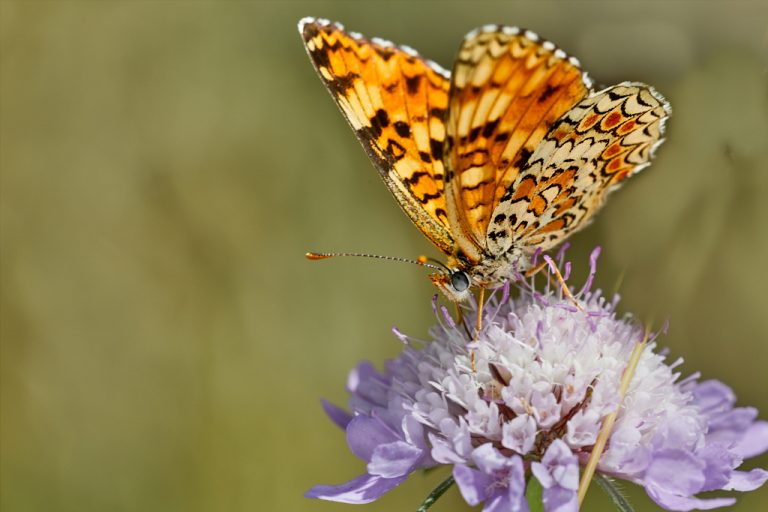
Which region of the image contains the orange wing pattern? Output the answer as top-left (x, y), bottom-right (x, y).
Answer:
top-left (300, 18), bottom-right (455, 255)
top-left (486, 83), bottom-right (670, 256)
top-left (444, 26), bottom-right (592, 257)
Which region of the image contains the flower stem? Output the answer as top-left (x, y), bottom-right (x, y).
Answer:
top-left (525, 475), bottom-right (545, 512)
top-left (594, 473), bottom-right (635, 512)
top-left (577, 327), bottom-right (650, 504)
top-left (417, 475), bottom-right (455, 512)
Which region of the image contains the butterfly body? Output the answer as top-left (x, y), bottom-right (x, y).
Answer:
top-left (300, 18), bottom-right (670, 302)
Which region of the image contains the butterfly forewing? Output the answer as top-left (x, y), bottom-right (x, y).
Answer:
top-left (445, 27), bottom-right (592, 254)
top-left (300, 19), bottom-right (455, 255)
top-left (485, 83), bottom-right (670, 255)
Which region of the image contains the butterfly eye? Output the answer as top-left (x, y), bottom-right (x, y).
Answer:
top-left (450, 271), bottom-right (470, 292)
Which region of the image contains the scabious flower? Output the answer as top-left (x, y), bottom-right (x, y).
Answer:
top-left (306, 248), bottom-right (768, 511)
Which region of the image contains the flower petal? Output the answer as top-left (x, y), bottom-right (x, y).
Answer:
top-left (731, 420), bottom-right (768, 459)
top-left (691, 380), bottom-right (735, 417)
top-left (402, 414), bottom-right (429, 452)
top-left (347, 361), bottom-right (388, 407)
top-left (472, 443), bottom-right (509, 474)
top-left (368, 441), bottom-right (423, 478)
top-left (724, 468), bottom-right (768, 492)
top-left (484, 490), bottom-right (529, 512)
top-left (541, 486), bottom-right (578, 512)
top-left (454, 464), bottom-right (491, 506)
top-left (645, 449), bottom-right (706, 496)
top-left (697, 444), bottom-right (737, 491)
top-left (504, 455), bottom-right (529, 512)
top-left (502, 414), bottom-right (537, 455)
top-left (305, 473), bottom-right (406, 504)
top-left (346, 415), bottom-right (398, 462)
top-left (531, 441), bottom-right (578, 512)
top-left (542, 440), bottom-right (579, 490)
top-left (428, 432), bottom-right (466, 464)
top-left (321, 399), bottom-right (352, 430)
top-left (645, 484), bottom-right (736, 511)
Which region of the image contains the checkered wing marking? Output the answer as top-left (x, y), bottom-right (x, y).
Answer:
top-left (486, 83), bottom-right (670, 255)
top-left (300, 19), bottom-right (455, 255)
top-left (445, 26), bottom-right (591, 255)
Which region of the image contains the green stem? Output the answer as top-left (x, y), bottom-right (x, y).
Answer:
top-left (525, 475), bottom-right (545, 512)
top-left (417, 475), bottom-right (455, 512)
top-left (593, 473), bottom-right (635, 512)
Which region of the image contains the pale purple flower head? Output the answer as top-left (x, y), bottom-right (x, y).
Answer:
top-left (307, 248), bottom-right (768, 510)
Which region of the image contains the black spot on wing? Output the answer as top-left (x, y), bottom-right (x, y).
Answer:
top-left (538, 83), bottom-right (559, 103)
top-left (402, 170), bottom-right (429, 185)
top-left (468, 125), bottom-right (481, 143)
top-left (328, 72), bottom-right (359, 94)
top-left (512, 147), bottom-right (533, 170)
top-left (385, 139), bottom-right (406, 160)
top-left (394, 121), bottom-right (411, 137)
top-left (375, 109), bottom-right (390, 127)
top-left (430, 138), bottom-right (444, 161)
top-left (482, 119), bottom-right (500, 138)
top-left (405, 75), bottom-right (422, 94)
top-left (430, 107), bottom-right (447, 119)
top-left (418, 191), bottom-right (442, 204)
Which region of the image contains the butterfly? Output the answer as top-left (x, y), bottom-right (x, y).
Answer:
top-left (300, 18), bottom-right (670, 304)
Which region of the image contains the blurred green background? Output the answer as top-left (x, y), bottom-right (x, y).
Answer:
top-left (2, 1), bottom-right (767, 511)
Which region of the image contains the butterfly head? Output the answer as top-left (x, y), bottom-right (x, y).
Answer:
top-left (429, 268), bottom-right (473, 302)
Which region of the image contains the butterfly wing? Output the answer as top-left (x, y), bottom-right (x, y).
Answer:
top-left (300, 18), bottom-right (455, 255)
top-left (444, 26), bottom-right (592, 261)
top-left (486, 83), bottom-right (670, 256)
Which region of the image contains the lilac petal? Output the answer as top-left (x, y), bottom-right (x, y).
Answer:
top-left (484, 490), bottom-right (529, 512)
top-left (346, 415), bottom-right (397, 462)
top-left (531, 441), bottom-right (578, 512)
top-left (725, 468), bottom-right (768, 491)
top-left (346, 361), bottom-right (388, 406)
top-left (454, 464), bottom-right (491, 506)
top-left (472, 443), bottom-right (509, 474)
top-left (429, 433), bottom-right (466, 464)
top-left (402, 414), bottom-right (428, 451)
top-left (502, 414), bottom-right (537, 455)
top-left (708, 407), bottom-right (758, 436)
top-left (645, 449), bottom-right (706, 495)
top-left (321, 399), bottom-right (352, 430)
top-left (368, 441), bottom-right (423, 478)
top-left (483, 492), bottom-right (511, 512)
top-left (305, 472), bottom-right (406, 504)
top-left (691, 380), bottom-right (735, 417)
top-left (542, 440), bottom-right (579, 490)
top-left (697, 444), bottom-right (737, 491)
top-left (731, 420), bottom-right (768, 458)
top-left (504, 455), bottom-right (529, 512)
top-left (532, 461), bottom-right (555, 488)
top-left (542, 486), bottom-right (578, 512)
top-left (645, 484), bottom-right (736, 511)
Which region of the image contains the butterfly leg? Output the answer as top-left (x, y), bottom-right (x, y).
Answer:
top-left (454, 301), bottom-right (464, 326)
top-left (469, 286), bottom-right (486, 372)
top-left (475, 286), bottom-right (485, 336)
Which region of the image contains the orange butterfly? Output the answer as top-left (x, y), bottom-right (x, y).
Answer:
top-left (300, 18), bottom-right (669, 306)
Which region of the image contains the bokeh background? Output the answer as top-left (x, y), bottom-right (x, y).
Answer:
top-left (2, 1), bottom-right (767, 511)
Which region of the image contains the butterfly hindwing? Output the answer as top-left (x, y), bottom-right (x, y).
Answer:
top-left (486, 83), bottom-right (670, 255)
top-left (445, 26), bottom-right (592, 257)
top-left (300, 18), bottom-right (455, 255)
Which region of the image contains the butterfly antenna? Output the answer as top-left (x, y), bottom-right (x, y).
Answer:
top-left (416, 255), bottom-right (451, 273)
top-left (305, 251), bottom-right (445, 272)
